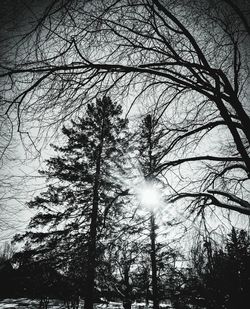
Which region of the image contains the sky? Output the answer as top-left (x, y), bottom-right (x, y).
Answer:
top-left (0, 0), bottom-right (138, 244)
top-left (0, 1), bottom-right (61, 245)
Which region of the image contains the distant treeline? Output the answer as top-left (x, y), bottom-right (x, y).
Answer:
top-left (1, 228), bottom-right (250, 309)
top-left (0, 259), bottom-right (80, 301)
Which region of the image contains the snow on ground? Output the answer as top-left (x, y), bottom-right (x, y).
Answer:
top-left (0, 299), bottom-right (173, 309)
top-left (0, 298), bottom-right (84, 308)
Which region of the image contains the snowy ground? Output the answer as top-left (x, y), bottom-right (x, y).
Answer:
top-left (0, 298), bottom-right (85, 308)
top-left (0, 299), bottom-right (173, 309)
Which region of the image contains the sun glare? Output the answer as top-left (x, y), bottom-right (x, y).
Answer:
top-left (137, 182), bottom-right (162, 211)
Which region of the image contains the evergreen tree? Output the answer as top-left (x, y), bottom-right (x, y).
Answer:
top-left (186, 228), bottom-right (250, 308)
top-left (15, 97), bottom-right (129, 309)
top-left (224, 228), bottom-right (250, 308)
top-left (137, 114), bottom-right (165, 309)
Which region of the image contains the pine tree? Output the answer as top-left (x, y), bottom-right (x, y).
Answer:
top-left (15, 96), bottom-right (129, 309)
top-left (186, 228), bottom-right (250, 308)
top-left (137, 114), bottom-right (165, 309)
top-left (225, 228), bottom-right (250, 308)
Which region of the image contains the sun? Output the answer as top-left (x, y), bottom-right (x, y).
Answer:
top-left (137, 182), bottom-right (162, 211)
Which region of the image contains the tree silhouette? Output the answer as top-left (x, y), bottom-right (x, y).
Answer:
top-left (14, 96), bottom-right (129, 309)
top-left (137, 114), bottom-right (166, 309)
top-left (186, 228), bottom-right (250, 308)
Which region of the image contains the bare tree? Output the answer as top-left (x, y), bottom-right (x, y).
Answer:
top-left (0, 0), bottom-right (249, 218)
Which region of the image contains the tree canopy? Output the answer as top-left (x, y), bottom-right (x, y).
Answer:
top-left (0, 0), bottom-right (249, 219)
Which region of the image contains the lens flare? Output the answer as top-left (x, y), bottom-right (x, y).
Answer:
top-left (136, 182), bottom-right (162, 211)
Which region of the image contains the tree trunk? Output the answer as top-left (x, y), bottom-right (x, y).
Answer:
top-left (146, 272), bottom-right (150, 309)
top-left (146, 115), bottom-right (159, 309)
top-left (214, 78), bottom-right (250, 176)
top-left (150, 213), bottom-right (159, 309)
top-left (84, 143), bottom-right (103, 309)
top-left (123, 265), bottom-right (132, 309)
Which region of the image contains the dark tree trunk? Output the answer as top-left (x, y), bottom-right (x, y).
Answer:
top-left (123, 265), bottom-right (132, 309)
top-left (123, 302), bottom-right (132, 309)
top-left (214, 78), bottom-right (250, 176)
top-left (146, 115), bottom-right (159, 309)
top-left (145, 270), bottom-right (150, 308)
top-left (150, 214), bottom-right (159, 309)
top-left (84, 143), bottom-right (103, 309)
top-left (146, 285), bottom-right (150, 308)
